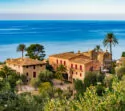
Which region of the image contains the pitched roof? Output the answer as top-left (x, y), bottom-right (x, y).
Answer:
top-left (49, 52), bottom-right (80, 59)
top-left (6, 58), bottom-right (46, 66)
top-left (50, 52), bottom-right (93, 64)
top-left (70, 56), bottom-right (92, 64)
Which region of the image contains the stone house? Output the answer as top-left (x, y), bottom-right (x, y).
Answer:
top-left (6, 58), bottom-right (46, 82)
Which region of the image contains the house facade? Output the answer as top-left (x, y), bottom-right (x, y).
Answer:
top-left (6, 58), bottom-right (46, 82)
top-left (49, 50), bottom-right (111, 81)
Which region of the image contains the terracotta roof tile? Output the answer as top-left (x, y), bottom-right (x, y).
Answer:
top-left (50, 52), bottom-right (80, 59)
top-left (70, 57), bottom-right (92, 64)
top-left (6, 58), bottom-right (46, 66)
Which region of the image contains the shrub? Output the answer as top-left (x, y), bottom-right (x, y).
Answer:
top-left (38, 82), bottom-right (53, 97)
top-left (74, 79), bottom-right (85, 95)
top-left (39, 70), bottom-right (54, 82)
top-left (103, 75), bottom-right (114, 88)
top-left (116, 66), bottom-right (125, 79)
top-left (84, 71), bottom-right (99, 88)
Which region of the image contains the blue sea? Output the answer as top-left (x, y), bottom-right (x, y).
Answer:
top-left (0, 20), bottom-right (125, 61)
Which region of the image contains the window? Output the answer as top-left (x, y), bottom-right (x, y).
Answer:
top-left (33, 72), bottom-right (36, 78)
top-left (76, 72), bottom-right (77, 75)
top-left (26, 66), bottom-right (28, 68)
top-left (72, 71), bottom-right (73, 75)
top-left (26, 73), bottom-right (28, 76)
top-left (71, 64), bottom-right (73, 68)
top-left (33, 65), bottom-right (36, 69)
top-left (75, 64), bottom-right (77, 69)
top-left (56, 59), bottom-right (58, 64)
top-left (64, 61), bottom-right (66, 65)
top-left (80, 65), bottom-right (82, 70)
top-left (40, 64), bottom-right (43, 67)
top-left (60, 60), bottom-right (62, 64)
top-left (80, 73), bottom-right (82, 77)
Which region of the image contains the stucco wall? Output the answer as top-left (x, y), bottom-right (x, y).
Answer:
top-left (49, 56), bottom-right (93, 81)
top-left (23, 65), bottom-right (46, 81)
top-left (6, 63), bottom-right (46, 82)
top-left (6, 63), bottom-right (24, 74)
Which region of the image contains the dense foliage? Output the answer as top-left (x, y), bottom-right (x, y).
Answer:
top-left (26, 44), bottom-right (45, 60)
top-left (1, 66), bottom-right (125, 111)
top-left (116, 66), bottom-right (125, 79)
top-left (38, 70), bottom-right (54, 82)
top-left (122, 52), bottom-right (125, 57)
top-left (44, 76), bottom-right (125, 111)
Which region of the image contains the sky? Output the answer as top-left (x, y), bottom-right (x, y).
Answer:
top-left (0, 0), bottom-right (125, 20)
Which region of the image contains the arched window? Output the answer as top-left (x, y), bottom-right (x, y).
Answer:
top-left (75, 64), bottom-right (77, 69)
top-left (60, 60), bottom-right (62, 64)
top-left (64, 61), bottom-right (66, 65)
top-left (33, 72), bottom-right (36, 78)
top-left (71, 64), bottom-right (73, 68)
top-left (56, 59), bottom-right (58, 64)
top-left (80, 73), bottom-right (82, 77)
top-left (80, 65), bottom-right (82, 70)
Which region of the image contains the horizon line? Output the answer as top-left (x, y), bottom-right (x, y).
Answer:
top-left (0, 13), bottom-right (125, 20)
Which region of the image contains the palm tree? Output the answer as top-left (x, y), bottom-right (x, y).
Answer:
top-left (56, 65), bottom-right (67, 84)
top-left (103, 33), bottom-right (118, 60)
top-left (17, 44), bottom-right (26, 58)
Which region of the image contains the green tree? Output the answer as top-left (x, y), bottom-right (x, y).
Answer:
top-left (84, 71), bottom-right (102, 89)
top-left (38, 70), bottom-right (54, 82)
top-left (56, 65), bottom-right (67, 84)
top-left (0, 66), bottom-right (20, 91)
top-left (16, 79), bottom-right (23, 91)
top-left (20, 74), bottom-right (27, 85)
top-left (17, 44), bottom-right (26, 58)
top-left (38, 82), bottom-right (53, 97)
top-left (46, 60), bottom-right (54, 72)
top-left (74, 79), bottom-right (85, 95)
top-left (103, 74), bottom-right (114, 88)
top-left (103, 33), bottom-right (118, 60)
top-left (122, 52), bottom-right (125, 57)
top-left (116, 66), bottom-right (125, 79)
top-left (30, 78), bottom-right (40, 90)
top-left (26, 44), bottom-right (45, 60)
top-left (0, 66), bottom-right (14, 80)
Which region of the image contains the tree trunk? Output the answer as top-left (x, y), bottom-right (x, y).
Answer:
top-left (110, 42), bottom-right (113, 71)
top-left (110, 42), bottom-right (112, 61)
top-left (22, 51), bottom-right (24, 58)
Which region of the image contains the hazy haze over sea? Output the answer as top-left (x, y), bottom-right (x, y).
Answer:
top-left (0, 20), bottom-right (125, 61)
